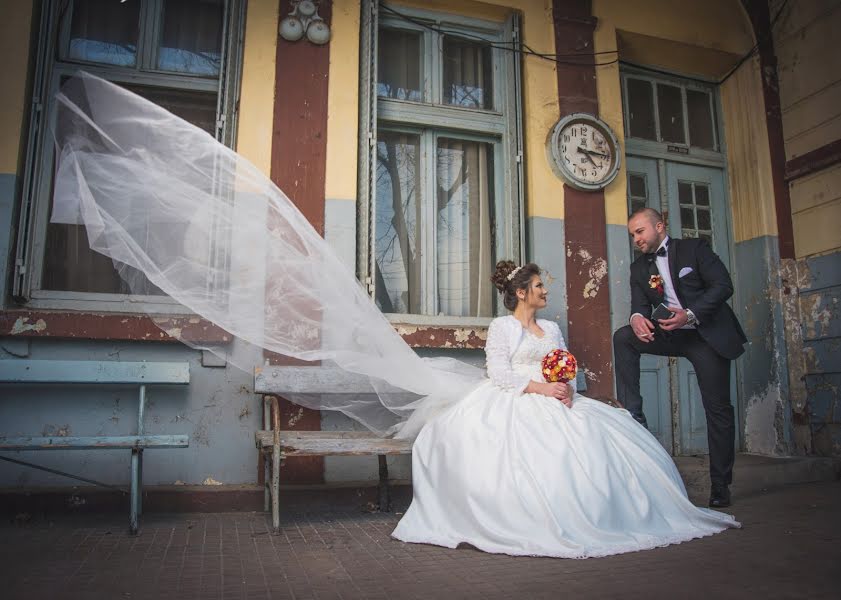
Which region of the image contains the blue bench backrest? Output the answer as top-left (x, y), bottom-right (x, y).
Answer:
top-left (0, 360), bottom-right (190, 385)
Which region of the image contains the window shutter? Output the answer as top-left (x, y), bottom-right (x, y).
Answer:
top-left (12, 1), bottom-right (60, 302)
top-left (356, 0), bottom-right (378, 296)
top-left (503, 11), bottom-right (525, 264)
top-left (215, 0), bottom-right (246, 147)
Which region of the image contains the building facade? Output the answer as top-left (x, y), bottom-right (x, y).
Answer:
top-left (1, 0), bottom-right (839, 497)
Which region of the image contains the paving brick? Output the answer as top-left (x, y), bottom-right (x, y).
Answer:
top-left (2, 481), bottom-right (840, 599)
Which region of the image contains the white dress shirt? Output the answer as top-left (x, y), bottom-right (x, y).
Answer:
top-left (631, 236), bottom-right (696, 329)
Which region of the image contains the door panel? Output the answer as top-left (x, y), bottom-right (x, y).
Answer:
top-left (664, 162), bottom-right (738, 455)
top-left (625, 156), bottom-right (672, 451)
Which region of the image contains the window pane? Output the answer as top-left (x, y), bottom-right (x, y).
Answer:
top-left (378, 29), bottom-right (422, 101)
top-left (158, 0), bottom-right (224, 76)
top-left (68, 0), bottom-right (140, 67)
top-left (678, 181), bottom-right (692, 204)
top-left (695, 183), bottom-right (710, 206)
top-left (375, 132), bottom-right (422, 314)
top-left (697, 207), bottom-right (711, 230)
top-left (680, 207), bottom-right (695, 229)
top-left (436, 139), bottom-right (495, 317)
top-left (687, 89), bottom-right (715, 149)
top-left (657, 84), bottom-right (685, 143)
top-left (442, 37), bottom-right (493, 110)
top-left (626, 78), bottom-right (656, 140)
top-left (42, 85), bottom-right (217, 294)
top-left (629, 173), bottom-right (647, 198)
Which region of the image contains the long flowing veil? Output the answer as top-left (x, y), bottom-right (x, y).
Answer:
top-left (52, 72), bottom-right (486, 438)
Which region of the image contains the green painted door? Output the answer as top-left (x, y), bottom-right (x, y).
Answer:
top-left (625, 156), bottom-right (671, 451)
top-left (665, 162), bottom-right (739, 455)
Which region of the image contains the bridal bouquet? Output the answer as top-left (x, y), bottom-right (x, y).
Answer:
top-left (542, 349), bottom-right (578, 383)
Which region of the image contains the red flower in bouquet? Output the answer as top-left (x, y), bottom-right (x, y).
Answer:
top-left (541, 349), bottom-right (578, 383)
top-left (648, 274), bottom-right (664, 296)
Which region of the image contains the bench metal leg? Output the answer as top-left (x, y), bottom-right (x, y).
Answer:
top-left (137, 450), bottom-right (144, 517)
top-left (378, 455), bottom-right (391, 512)
top-left (130, 448), bottom-right (140, 535)
top-left (270, 396), bottom-right (281, 533)
top-left (130, 384), bottom-right (147, 534)
top-left (263, 397), bottom-right (271, 513)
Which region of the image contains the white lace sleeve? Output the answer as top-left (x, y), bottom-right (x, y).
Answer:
top-left (547, 321), bottom-right (577, 393)
top-left (485, 318), bottom-right (532, 394)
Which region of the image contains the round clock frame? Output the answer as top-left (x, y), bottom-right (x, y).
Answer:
top-left (547, 113), bottom-right (621, 192)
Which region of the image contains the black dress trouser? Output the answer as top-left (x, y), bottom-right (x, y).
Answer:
top-left (613, 325), bottom-right (735, 487)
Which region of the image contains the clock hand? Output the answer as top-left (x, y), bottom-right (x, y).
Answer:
top-left (576, 147), bottom-right (599, 168)
top-left (578, 146), bottom-right (609, 159)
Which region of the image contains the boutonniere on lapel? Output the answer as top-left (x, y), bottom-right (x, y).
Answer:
top-left (649, 274), bottom-right (664, 296)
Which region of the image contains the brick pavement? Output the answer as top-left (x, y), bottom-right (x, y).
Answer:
top-left (1, 481), bottom-right (839, 600)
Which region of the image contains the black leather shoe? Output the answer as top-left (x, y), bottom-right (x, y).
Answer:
top-left (709, 484), bottom-right (732, 508)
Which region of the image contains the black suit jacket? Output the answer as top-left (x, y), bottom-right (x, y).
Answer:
top-left (630, 237), bottom-right (747, 360)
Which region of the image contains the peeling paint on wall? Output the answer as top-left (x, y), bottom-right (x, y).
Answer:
top-left (10, 317), bottom-right (47, 335)
top-left (744, 386), bottom-right (782, 455)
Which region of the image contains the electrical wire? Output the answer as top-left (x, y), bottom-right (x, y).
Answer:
top-left (379, 0), bottom-right (793, 80)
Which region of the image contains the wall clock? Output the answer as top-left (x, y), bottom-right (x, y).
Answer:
top-left (548, 113), bottom-right (621, 191)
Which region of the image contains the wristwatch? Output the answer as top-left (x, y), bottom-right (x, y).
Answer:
top-left (685, 309), bottom-right (698, 326)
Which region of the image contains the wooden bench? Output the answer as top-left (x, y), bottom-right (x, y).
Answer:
top-left (254, 365), bottom-right (589, 530)
top-left (254, 366), bottom-right (412, 531)
top-left (0, 360), bottom-right (190, 534)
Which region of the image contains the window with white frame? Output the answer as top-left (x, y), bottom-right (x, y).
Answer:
top-left (622, 73), bottom-right (719, 152)
top-left (13, 0), bottom-right (244, 311)
top-left (359, 3), bottom-right (523, 322)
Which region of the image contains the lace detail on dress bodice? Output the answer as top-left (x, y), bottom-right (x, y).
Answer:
top-left (511, 331), bottom-right (558, 382)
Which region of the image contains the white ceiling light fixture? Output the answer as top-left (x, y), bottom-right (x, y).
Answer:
top-left (279, 0), bottom-right (331, 45)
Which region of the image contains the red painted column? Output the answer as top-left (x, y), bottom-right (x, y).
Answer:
top-left (265, 0), bottom-right (333, 484)
top-left (741, 0), bottom-right (795, 259)
top-left (552, 0), bottom-right (615, 398)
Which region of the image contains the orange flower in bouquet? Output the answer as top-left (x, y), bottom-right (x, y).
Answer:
top-left (541, 349), bottom-right (578, 383)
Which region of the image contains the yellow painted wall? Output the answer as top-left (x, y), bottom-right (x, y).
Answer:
top-left (720, 56), bottom-right (777, 243)
top-left (772, 0), bottom-right (841, 258)
top-left (325, 0), bottom-right (362, 201)
top-left (774, 0), bottom-right (841, 161)
top-left (236, 0), bottom-right (278, 176)
top-left (323, 0), bottom-right (565, 219)
top-left (790, 163), bottom-right (841, 258)
top-left (0, 1), bottom-right (34, 175)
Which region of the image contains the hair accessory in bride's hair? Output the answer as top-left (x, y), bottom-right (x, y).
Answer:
top-left (506, 266), bottom-right (523, 281)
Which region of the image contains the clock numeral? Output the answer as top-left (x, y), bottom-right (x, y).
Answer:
top-left (570, 127), bottom-right (578, 137)
top-left (581, 126), bottom-right (588, 135)
top-left (563, 134), bottom-right (570, 143)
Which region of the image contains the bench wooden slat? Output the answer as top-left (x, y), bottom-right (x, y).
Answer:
top-left (255, 365), bottom-right (588, 395)
top-left (255, 366), bottom-right (376, 394)
top-left (0, 360), bottom-right (190, 385)
top-left (255, 430), bottom-right (411, 456)
top-left (0, 435), bottom-right (189, 451)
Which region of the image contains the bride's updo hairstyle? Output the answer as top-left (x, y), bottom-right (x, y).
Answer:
top-left (491, 260), bottom-right (541, 311)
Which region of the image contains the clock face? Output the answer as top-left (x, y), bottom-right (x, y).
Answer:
top-left (548, 114), bottom-right (621, 191)
top-left (560, 123), bottom-right (613, 184)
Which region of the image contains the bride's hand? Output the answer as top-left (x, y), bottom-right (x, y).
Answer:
top-left (527, 381), bottom-right (573, 407)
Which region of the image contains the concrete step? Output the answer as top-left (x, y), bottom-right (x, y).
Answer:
top-left (675, 453), bottom-right (841, 502)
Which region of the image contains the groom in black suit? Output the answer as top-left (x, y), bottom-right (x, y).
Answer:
top-left (613, 208), bottom-right (747, 508)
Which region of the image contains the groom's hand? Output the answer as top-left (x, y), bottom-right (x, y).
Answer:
top-left (630, 314), bottom-right (655, 343)
top-left (658, 306), bottom-right (689, 331)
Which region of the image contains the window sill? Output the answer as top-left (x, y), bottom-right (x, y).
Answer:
top-left (386, 314), bottom-right (490, 349)
top-left (0, 310), bottom-right (486, 349)
top-left (0, 309), bottom-right (231, 344)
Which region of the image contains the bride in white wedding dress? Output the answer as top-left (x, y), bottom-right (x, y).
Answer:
top-left (392, 261), bottom-right (739, 558)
